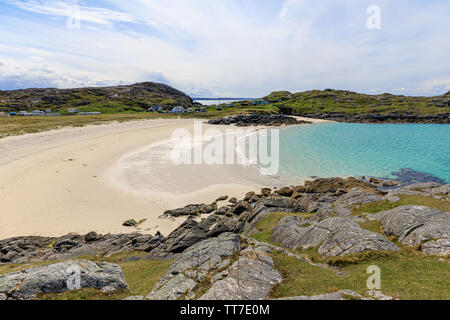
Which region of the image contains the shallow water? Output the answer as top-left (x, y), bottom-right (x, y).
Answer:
top-left (277, 123), bottom-right (450, 183)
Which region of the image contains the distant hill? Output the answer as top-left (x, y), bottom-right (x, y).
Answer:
top-left (264, 89), bottom-right (450, 117)
top-left (0, 82), bottom-right (193, 113)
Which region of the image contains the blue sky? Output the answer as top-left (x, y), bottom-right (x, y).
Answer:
top-left (0, 0), bottom-right (449, 97)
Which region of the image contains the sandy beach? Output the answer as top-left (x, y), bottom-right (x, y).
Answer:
top-left (0, 119), bottom-right (272, 239)
top-left (0, 117), bottom-right (329, 239)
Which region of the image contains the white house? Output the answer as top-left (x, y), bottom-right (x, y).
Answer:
top-left (169, 106), bottom-right (186, 113)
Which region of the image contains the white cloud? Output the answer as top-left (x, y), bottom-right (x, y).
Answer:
top-left (1, 0), bottom-right (450, 97)
top-left (6, 0), bottom-right (134, 25)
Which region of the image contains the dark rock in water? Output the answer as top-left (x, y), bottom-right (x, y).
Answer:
top-left (208, 113), bottom-right (310, 127)
top-left (390, 168), bottom-right (448, 186)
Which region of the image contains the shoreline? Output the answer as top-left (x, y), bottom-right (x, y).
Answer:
top-left (0, 118), bottom-right (316, 240)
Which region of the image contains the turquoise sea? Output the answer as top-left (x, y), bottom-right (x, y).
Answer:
top-left (277, 123), bottom-right (450, 183)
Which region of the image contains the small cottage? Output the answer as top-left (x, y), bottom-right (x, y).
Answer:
top-left (169, 106), bottom-right (186, 113)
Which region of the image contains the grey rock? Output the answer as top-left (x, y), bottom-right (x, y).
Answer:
top-left (146, 233), bottom-right (242, 300)
top-left (366, 290), bottom-right (393, 300)
top-left (376, 205), bottom-right (450, 255)
top-left (123, 295), bottom-right (144, 300)
top-left (278, 290), bottom-right (363, 300)
top-left (333, 189), bottom-right (383, 217)
top-left (199, 247), bottom-right (282, 300)
top-left (0, 260), bottom-right (128, 300)
top-left (386, 183), bottom-right (450, 202)
top-left (421, 239), bottom-right (450, 256)
top-left (271, 216), bottom-right (398, 257)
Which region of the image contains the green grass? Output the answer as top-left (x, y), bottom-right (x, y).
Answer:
top-left (250, 212), bottom-right (313, 244)
top-left (270, 247), bottom-right (450, 300)
top-left (265, 89), bottom-right (450, 116)
top-left (251, 207), bottom-right (450, 300)
top-left (352, 195), bottom-right (450, 216)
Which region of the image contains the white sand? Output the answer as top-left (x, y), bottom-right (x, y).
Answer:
top-left (0, 117), bottom-right (325, 239)
top-left (0, 119), bottom-right (284, 239)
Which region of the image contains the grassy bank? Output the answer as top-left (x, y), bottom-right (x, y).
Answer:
top-left (250, 194), bottom-right (450, 300)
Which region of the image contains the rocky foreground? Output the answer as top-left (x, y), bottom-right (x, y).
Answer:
top-left (1, 178), bottom-right (449, 300)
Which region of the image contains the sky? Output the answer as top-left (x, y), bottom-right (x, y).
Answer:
top-left (0, 0), bottom-right (449, 97)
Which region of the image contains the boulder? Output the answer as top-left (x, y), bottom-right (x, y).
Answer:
top-left (271, 216), bottom-right (398, 257)
top-left (0, 260), bottom-right (128, 300)
top-left (276, 187), bottom-right (294, 197)
top-left (304, 177), bottom-right (379, 195)
top-left (199, 246), bottom-right (282, 300)
top-left (376, 206), bottom-right (450, 255)
top-left (333, 189), bottom-right (383, 217)
top-left (161, 203), bottom-right (218, 218)
top-left (146, 233), bottom-right (242, 300)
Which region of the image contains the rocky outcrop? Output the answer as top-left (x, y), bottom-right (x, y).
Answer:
top-left (332, 189), bottom-right (384, 217)
top-left (160, 203), bottom-right (218, 218)
top-left (146, 233), bottom-right (282, 301)
top-left (199, 245), bottom-right (282, 300)
top-left (271, 216), bottom-right (398, 257)
top-left (302, 112), bottom-right (450, 124)
top-left (146, 233), bottom-right (242, 300)
top-left (385, 182), bottom-right (450, 202)
top-left (0, 232), bottom-right (164, 264)
top-left (303, 177), bottom-right (381, 195)
top-left (375, 206), bottom-right (450, 255)
top-left (208, 114), bottom-right (310, 127)
top-left (279, 290), bottom-right (363, 300)
top-left (0, 260), bottom-right (128, 300)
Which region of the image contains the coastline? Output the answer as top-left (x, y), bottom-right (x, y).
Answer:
top-left (0, 118), bottom-right (310, 240)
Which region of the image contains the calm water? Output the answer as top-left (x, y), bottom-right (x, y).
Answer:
top-left (277, 123), bottom-right (450, 183)
top-left (194, 99), bottom-right (247, 106)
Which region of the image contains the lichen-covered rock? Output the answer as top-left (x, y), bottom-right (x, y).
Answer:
top-left (304, 177), bottom-right (379, 195)
top-left (376, 205), bottom-right (450, 255)
top-left (386, 183), bottom-right (450, 202)
top-left (278, 290), bottom-right (363, 300)
top-left (199, 246), bottom-right (282, 300)
top-left (146, 233), bottom-right (242, 300)
top-left (0, 260), bottom-right (128, 300)
top-left (0, 233), bottom-right (164, 264)
top-left (271, 216), bottom-right (398, 257)
top-left (333, 189), bottom-right (383, 217)
top-left (160, 202), bottom-right (218, 218)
